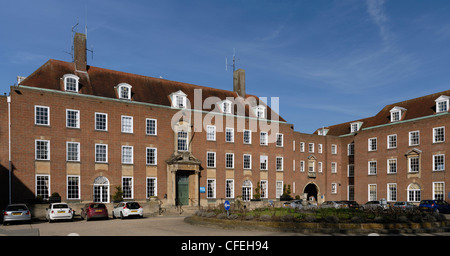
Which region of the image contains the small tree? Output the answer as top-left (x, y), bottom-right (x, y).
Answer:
top-left (112, 186), bottom-right (123, 202)
top-left (254, 183), bottom-right (261, 200)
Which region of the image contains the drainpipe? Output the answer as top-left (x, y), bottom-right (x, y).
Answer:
top-left (7, 95), bottom-right (11, 205)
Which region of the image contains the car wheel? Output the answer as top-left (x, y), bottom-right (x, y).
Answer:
top-left (120, 212), bottom-right (124, 219)
top-left (112, 212), bottom-right (116, 219)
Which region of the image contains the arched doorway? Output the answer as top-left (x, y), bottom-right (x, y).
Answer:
top-left (93, 176), bottom-right (110, 203)
top-left (304, 183), bottom-right (318, 202)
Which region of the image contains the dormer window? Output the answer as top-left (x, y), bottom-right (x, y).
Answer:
top-left (389, 106), bottom-right (406, 122)
top-left (220, 99), bottom-right (232, 114)
top-left (253, 105), bottom-right (266, 119)
top-left (170, 90), bottom-right (187, 109)
top-left (318, 128), bottom-right (328, 136)
top-left (350, 121), bottom-right (363, 133)
top-left (117, 83), bottom-right (132, 100)
top-left (435, 95), bottom-right (449, 113)
top-left (63, 74), bottom-right (79, 93)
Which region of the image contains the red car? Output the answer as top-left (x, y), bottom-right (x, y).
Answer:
top-left (80, 203), bottom-right (109, 221)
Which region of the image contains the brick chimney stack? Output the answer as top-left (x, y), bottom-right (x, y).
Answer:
top-left (74, 32), bottom-right (87, 72)
top-left (233, 69), bottom-right (246, 97)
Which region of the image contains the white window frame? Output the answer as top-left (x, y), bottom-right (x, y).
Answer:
top-left (35, 139), bottom-right (50, 160)
top-left (260, 132), bottom-right (268, 146)
top-left (276, 133), bottom-right (283, 147)
top-left (243, 129), bottom-right (252, 144)
top-left (95, 144), bottom-right (108, 163)
top-left (408, 156), bottom-right (420, 173)
top-left (35, 105), bottom-right (50, 126)
top-left (121, 115), bottom-right (133, 133)
top-left (318, 144), bottom-right (322, 154)
top-left (260, 155), bottom-right (268, 170)
top-left (368, 161), bottom-right (377, 175)
top-left (260, 180), bottom-right (268, 199)
top-left (170, 90), bottom-right (187, 109)
top-left (331, 144), bottom-right (337, 154)
top-left (36, 174), bottom-right (50, 199)
top-left (225, 127), bottom-right (234, 143)
top-left (243, 154), bottom-right (252, 169)
top-left (67, 175), bottom-right (80, 200)
top-left (300, 142), bottom-right (305, 152)
top-left (347, 143), bottom-right (354, 156)
top-left (220, 99), bottom-right (232, 114)
top-left (225, 179), bottom-right (234, 198)
top-left (387, 183), bottom-right (397, 202)
top-left (117, 83), bottom-right (132, 100)
top-left (368, 137), bottom-right (377, 151)
top-left (121, 146), bottom-right (134, 164)
top-left (177, 131), bottom-right (188, 151)
top-left (206, 125), bottom-right (216, 141)
top-left (66, 109), bottom-right (80, 128)
top-left (95, 112), bottom-right (108, 131)
top-left (331, 162), bottom-right (337, 173)
top-left (387, 134), bottom-right (397, 149)
top-left (308, 143), bottom-right (314, 153)
top-left (435, 95), bottom-right (449, 113)
top-left (409, 131), bottom-right (420, 146)
top-left (206, 152), bottom-right (216, 168)
top-left (207, 179), bottom-right (216, 198)
top-left (433, 126), bottom-right (445, 143)
top-left (225, 153), bottom-right (234, 169)
top-left (146, 147), bottom-right (157, 165)
top-left (387, 158), bottom-right (397, 174)
top-left (300, 161), bottom-right (305, 172)
top-left (146, 177), bottom-right (157, 198)
top-left (66, 141), bottom-right (80, 162)
top-left (368, 184), bottom-right (377, 201)
top-left (122, 176), bottom-right (134, 199)
top-left (276, 156), bottom-right (283, 171)
top-left (63, 74), bottom-right (80, 93)
top-left (432, 182), bottom-right (445, 200)
top-left (146, 118), bottom-right (157, 136)
top-left (433, 154), bottom-right (445, 171)
top-left (253, 105), bottom-right (266, 119)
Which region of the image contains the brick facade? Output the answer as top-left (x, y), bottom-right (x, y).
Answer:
top-left (0, 33), bottom-right (448, 208)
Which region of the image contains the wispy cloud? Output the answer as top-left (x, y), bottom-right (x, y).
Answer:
top-left (366, 0), bottom-right (393, 44)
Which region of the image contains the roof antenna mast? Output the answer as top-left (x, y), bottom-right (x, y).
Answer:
top-left (226, 48), bottom-right (240, 72)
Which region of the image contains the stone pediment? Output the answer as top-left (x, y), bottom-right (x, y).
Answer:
top-left (166, 152), bottom-right (202, 165)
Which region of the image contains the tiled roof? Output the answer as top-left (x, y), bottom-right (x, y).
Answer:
top-left (18, 59), bottom-right (285, 122)
top-left (315, 89), bottom-right (450, 136)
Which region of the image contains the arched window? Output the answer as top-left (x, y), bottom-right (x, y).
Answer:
top-left (93, 176), bottom-right (110, 203)
top-left (242, 180), bottom-right (253, 201)
top-left (407, 183), bottom-right (421, 202)
top-left (63, 74), bottom-right (79, 92)
top-left (117, 83), bottom-right (132, 100)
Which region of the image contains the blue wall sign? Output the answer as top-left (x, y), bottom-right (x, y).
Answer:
top-left (200, 187), bottom-right (206, 193)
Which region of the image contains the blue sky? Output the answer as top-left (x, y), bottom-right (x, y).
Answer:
top-left (1, 0), bottom-right (450, 133)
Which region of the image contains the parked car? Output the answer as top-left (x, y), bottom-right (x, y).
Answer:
top-left (2, 204), bottom-right (31, 225)
top-left (46, 203), bottom-right (73, 222)
top-left (419, 200), bottom-right (450, 213)
top-left (339, 200), bottom-right (360, 209)
top-left (363, 200), bottom-right (389, 210)
top-left (393, 201), bottom-right (417, 210)
top-left (81, 203), bottom-right (109, 221)
top-left (289, 200), bottom-right (303, 209)
top-left (112, 201), bottom-right (143, 219)
top-left (320, 201), bottom-right (343, 209)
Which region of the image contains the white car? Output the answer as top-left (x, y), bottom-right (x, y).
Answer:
top-left (112, 201), bottom-right (143, 219)
top-left (46, 203), bottom-right (73, 222)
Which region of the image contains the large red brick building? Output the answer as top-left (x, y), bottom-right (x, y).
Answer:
top-left (0, 33), bottom-right (448, 208)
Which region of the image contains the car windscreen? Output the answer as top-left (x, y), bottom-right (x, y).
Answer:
top-left (126, 202), bottom-right (140, 209)
top-left (6, 205), bottom-right (28, 211)
top-left (53, 204), bottom-right (69, 209)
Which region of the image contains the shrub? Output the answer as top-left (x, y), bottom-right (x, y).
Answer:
top-left (217, 213), bottom-right (227, 219)
top-left (350, 216), bottom-right (365, 223)
top-left (324, 215), bottom-right (339, 223)
top-left (280, 214), bottom-right (294, 222)
top-left (397, 216), bottom-right (409, 223)
top-left (228, 214), bottom-right (239, 220)
top-left (259, 215), bottom-right (272, 221)
top-left (304, 215), bottom-right (316, 222)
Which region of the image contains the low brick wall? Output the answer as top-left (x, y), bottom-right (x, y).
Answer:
top-left (184, 215), bottom-right (450, 234)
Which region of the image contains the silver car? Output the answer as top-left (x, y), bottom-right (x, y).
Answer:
top-left (2, 204), bottom-right (32, 225)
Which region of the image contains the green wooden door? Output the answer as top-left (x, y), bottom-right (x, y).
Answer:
top-left (176, 174), bottom-right (189, 205)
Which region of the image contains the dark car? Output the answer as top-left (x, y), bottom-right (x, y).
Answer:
top-left (419, 200), bottom-right (450, 213)
top-left (339, 200), bottom-right (360, 209)
top-left (80, 203), bottom-right (109, 221)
